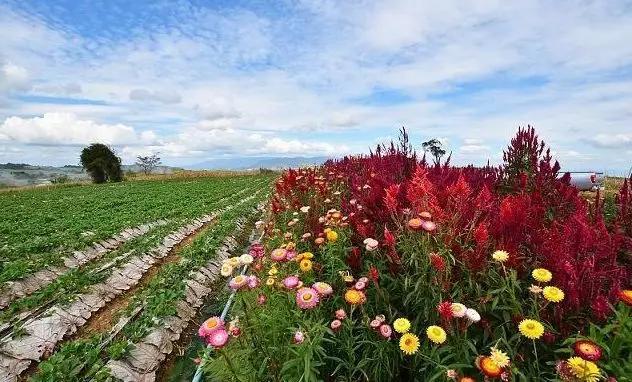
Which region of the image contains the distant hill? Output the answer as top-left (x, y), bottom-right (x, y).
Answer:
top-left (189, 156), bottom-right (330, 170)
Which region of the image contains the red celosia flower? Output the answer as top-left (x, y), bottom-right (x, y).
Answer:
top-left (542, 331), bottom-right (556, 345)
top-left (429, 253), bottom-right (446, 271)
top-left (346, 247), bottom-right (362, 271)
top-left (437, 300), bottom-right (453, 320)
top-left (384, 183), bottom-right (400, 213)
top-left (573, 340), bottom-right (603, 361)
top-left (383, 226), bottom-right (396, 247)
top-left (368, 266), bottom-right (380, 284)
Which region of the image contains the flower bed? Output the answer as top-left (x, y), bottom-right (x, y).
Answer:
top-left (198, 127), bottom-right (632, 381)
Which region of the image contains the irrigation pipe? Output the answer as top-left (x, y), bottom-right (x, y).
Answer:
top-left (192, 230), bottom-right (265, 382)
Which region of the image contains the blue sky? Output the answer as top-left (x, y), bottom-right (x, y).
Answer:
top-left (0, 0), bottom-right (631, 173)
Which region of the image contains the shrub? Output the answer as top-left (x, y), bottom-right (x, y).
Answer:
top-left (79, 143), bottom-right (123, 183)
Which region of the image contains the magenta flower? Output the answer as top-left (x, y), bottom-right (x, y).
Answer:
top-left (283, 275), bottom-right (300, 289)
top-left (379, 324), bottom-right (392, 339)
top-left (270, 248), bottom-right (287, 262)
top-left (285, 249), bottom-right (297, 261)
top-left (293, 330), bottom-right (305, 344)
top-left (247, 275), bottom-right (260, 289)
top-left (257, 294), bottom-right (267, 305)
top-left (421, 220), bottom-right (437, 232)
top-left (312, 282), bottom-right (333, 297)
top-left (295, 287), bottom-right (320, 309)
top-left (198, 316), bottom-right (224, 339)
top-left (207, 328), bottom-right (229, 348)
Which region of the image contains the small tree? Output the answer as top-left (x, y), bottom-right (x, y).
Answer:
top-left (135, 153), bottom-right (161, 175)
top-left (80, 143), bottom-right (123, 183)
top-left (421, 138), bottom-right (446, 166)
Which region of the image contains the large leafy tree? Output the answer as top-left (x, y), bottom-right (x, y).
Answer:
top-left (79, 143), bottom-right (123, 183)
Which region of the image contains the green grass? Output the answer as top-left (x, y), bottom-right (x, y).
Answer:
top-left (0, 174), bottom-right (274, 283)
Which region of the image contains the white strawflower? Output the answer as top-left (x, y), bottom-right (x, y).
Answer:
top-left (220, 264), bottom-right (233, 277)
top-left (300, 206), bottom-right (310, 213)
top-left (451, 303), bottom-right (467, 318)
top-left (465, 308), bottom-right (481, 323)
top-left (239, 254), bottom-right (254, 265)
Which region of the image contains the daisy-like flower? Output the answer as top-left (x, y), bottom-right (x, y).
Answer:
top-left (529, 284), bottom-right (543, 294)
top-left (363, 238), bottom-right (379, 251)
top-left (229, 275), bottom-right (248, 290)
top-left (492, 250), bottom-right (509, 262)
top-left (567, 357), bottom-right (601, 382)
top-left (465, 308), bottom-right (481, 323)
top-left (283, 275), bottom-right (300, 289)
top-left (380, 324), bottom-right (393, 339)
top-left (335, 309), bottom-right (347, 320)
top-left (344, 289), bottom-right (366, 305)
top-left (239, 254), bottom-right (254, 265)
top-left (426, 325), bottom-right (447, 344)
top-left (207, 328), bottom-right (229, 348)
top-left (285, 249), bottom-right (297, 261)
top-left (619, 289), bottom-right (632, 306)
top-left (293, 331), bottom-right (305, 344)
top-left (408, 217), bottom-right (423, 231)
top-left (257, 294), bottom-right (266, 305)
top-left (326, 230), bottom-right (338, 242)
top-left (265, 277), bottom-right (275, 286)
top-left (399, 333), bottom-right (420, 355)
top-left (354, 280), bottom-right (367, 291)
top-left (268, 266), bottom-right (278, 276)
top-left (446, 370), bottom-right (458, 380)
top-left (227, 257), bottom-right (240, 268)
top-left (478, 356), bottom-right (503, 378)
top-left (330, 319), bottom-right (342, 332)
top-left (451, 303), bottom-right (467, 318)
top-left (247, 275), bottom-right (260, 289)
top-left (370, 319), bottom-right (381, 329)
top-left (220, 264), bottom-right (233, 277)
top-left (532, 268), bottom-right (552, 282)
top-left (300, 206), bottom-right (310, 213)
top-left (543, 286), bottom-right (565, 303)
top-left (518, 319), bottom-right (545, 340)
top-left (296, 287), bottom-right (320, 309)
top-left (573, 340), bottom-right (603, 361)
top-left (198, 316), bottom-right (224, 338)
top-left (315, 237), bottom-right (325, 245)
top-left (421, 220), bottom-right (437, 232)
top-left (299, 259), bottom-right (313, 272)
top-left (393, 318), bottom-right (411, 334)
top-left (312, 282), bottom-right (333, 297)
top-left (489, 347), bottom-right (511, 368)
top-left (419, 211), bottom-right (432, 219)
top-left (271, 248), bottom-right (287, 262)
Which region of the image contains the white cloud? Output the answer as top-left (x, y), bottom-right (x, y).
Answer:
top-left (585, 134), bottom-right (632, 149)
top-left (0, 62), bottom-right (30, 93)
top-left (0, 112), bottom-right (155, 146)
top-left (129, 89), bottom-right (181, 104)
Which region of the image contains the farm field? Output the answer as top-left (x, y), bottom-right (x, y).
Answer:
top-left (0, 173), bottom-right (273, 381)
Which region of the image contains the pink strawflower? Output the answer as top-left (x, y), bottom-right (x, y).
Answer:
top-left (285, 249), bottom-right (297, 261)
top-left (283, 275), bottom-right (300, 289)
top-left (198, 316), bottom-right (224, 339)
top-left (422, 220), bottom-right (437, 232)
top-left (379, 324), bottom-right (392, 339)
top-left (229, 275), bottom-right (248, 290)
top-left (370, 319), bottom-right (381, 330)
top-left (331, 319), bottom-right (342, 332)
top-left (207, 329), bottom-right (229, 348)
top-left (296, 287), bottom-right (320, 309)
top-left (257, 294), bottom-right (267, 305)
top-left (249, 242), bottom-right (265, 258)
top-left (354, 280), bottom-right (367, 291)
top-left (247, 275), bottom-right (260, 289)
top-left (358, 277), bottom-right (369, 284)
top-left (312, 282), bottom-right (333, 297)
top-left (271, 248), bottom-right (287, 262)
top-left (293, 331), bottom-right (305, 344)
top-left (335, 309), bottom-right (347, 320)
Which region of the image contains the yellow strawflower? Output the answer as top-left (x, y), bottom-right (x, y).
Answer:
top-left (489, 347), bottom-right (510, 368)
top-left (518, 319), bottom-right (544, 340)
top-left (393, 318), bottom-right (411, 334)
top-left (532, 268), bottom-right (552, 282)
top-left (326, 230), bottom-right (338, 242)
top-left (399, 333), bottom-right (420, 355)
top-left (492, 250), bottom-right (509, 262)
top-left (299, 259), bottom-right (313, 272)
top-left (567, 357), bottom-right (601, 382)
top-left (426, 325), bottom-right (447, 344)
top-left (543, 286), bottom-right (565, 303)
top-left (266, 277), bottom-right (275, 286)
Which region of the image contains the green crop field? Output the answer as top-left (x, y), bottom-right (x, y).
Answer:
top-left (0, 173), bottom-right (273, 381)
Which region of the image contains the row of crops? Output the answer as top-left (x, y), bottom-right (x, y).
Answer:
top-left (0, 174), bottom-right (273, 381)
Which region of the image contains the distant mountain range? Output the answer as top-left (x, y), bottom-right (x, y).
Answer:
top-left (187, 156), bottom-right (331, 170)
